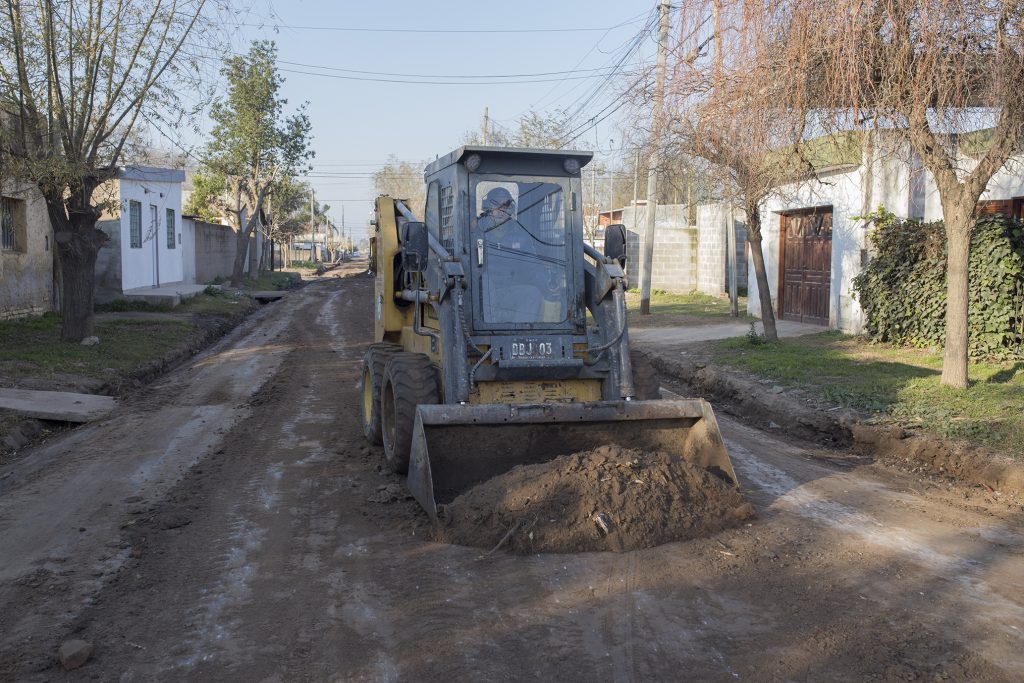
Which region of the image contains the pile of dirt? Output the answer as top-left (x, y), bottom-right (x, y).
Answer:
top-left (434, 445), bottom-right (755, 554)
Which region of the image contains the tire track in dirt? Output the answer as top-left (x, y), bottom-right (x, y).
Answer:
top-left (6, 268), bottom-right (1024, 681)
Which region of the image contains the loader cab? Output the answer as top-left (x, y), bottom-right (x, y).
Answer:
top-left (423, 146), bottom-right (593, 337)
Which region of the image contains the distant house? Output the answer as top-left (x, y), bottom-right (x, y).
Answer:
top-left (747, 131), bottom-right (1024, 332)
top-left (0, 182), bottom-right (54, 319)
top-left (94, 166), bottom-right (186, 302)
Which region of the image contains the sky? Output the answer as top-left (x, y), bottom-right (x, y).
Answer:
top-left (184, 0), bottom-right (660, 240)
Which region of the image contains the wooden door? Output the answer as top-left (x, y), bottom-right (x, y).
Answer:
top-left (779, 208), bottom-right (832, 325)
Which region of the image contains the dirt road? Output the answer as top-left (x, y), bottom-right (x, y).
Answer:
top-left (2, 267), bottom-right (1022, 681)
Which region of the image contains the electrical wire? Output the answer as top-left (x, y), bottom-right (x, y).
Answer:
top-left (236, 16), bottom-right (648, 34)
top-left (273, 58), bottom-right (624, 80)
top-left (275, 66), bottom-right (624, 86)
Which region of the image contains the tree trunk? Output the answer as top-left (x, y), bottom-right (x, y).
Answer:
top-left (746, 206), bottom-right (778, 341)
top-left (230, 227), bottom-right (250, 287)
top-left (230, 185), bottom-right (270, 286)
top-left (941, 211), bottom-right (973, 388)
top-left (45, 197), bottom-right (107, 342)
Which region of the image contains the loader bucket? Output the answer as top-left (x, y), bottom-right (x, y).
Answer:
top-left (407, 399), bottom-right (737, 522)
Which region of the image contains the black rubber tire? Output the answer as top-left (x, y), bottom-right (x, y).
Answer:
top-left (630, 349), bottom-right (661, 400)
top-left (360, 343), bottom-right (402, 445)
top-left (381, 352), bottom-right (440, 474)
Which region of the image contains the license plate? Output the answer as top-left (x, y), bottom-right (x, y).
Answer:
top-left (509, 339), bottom-right (555, 359)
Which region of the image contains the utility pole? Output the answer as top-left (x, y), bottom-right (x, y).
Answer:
top-left (310, 189), bottom-right (317, 263)
top-left (482, 106), bottom-right (489, 145)
top-left (608, 138), bottom-right (615, 218)
top-left (728, 205), bottom-right (739, 316)
top-left (632, 146), bottom-right (640, 212)
top-left (591, 152), bottom-right (598, 238)
top-left (639, 0), bottom-right (671, 315)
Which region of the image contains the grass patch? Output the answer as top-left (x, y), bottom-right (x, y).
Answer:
top-left (711, 332), bottom-right (1024, 458)
top-left (0, 314), bottom-right (197, 383)
top-left (94, 299), bottom-right (173, 313)
top-left (626, 289), bottom-right (746, 324)
top-left (176, 289), bottom-right (255, 316)
top-left (243, 271), bottom-right (299, 291)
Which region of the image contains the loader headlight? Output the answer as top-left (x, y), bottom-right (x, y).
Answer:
top-left (464, 154), bottom-right (482, 172)
top-left (563, 158), bottom-right (581, 174)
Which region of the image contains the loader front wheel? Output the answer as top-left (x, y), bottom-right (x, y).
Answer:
top-left (381, 353), bottom-right (440, 474)
top-left (361, 343), bottom-right (402, 445)
top-left (630, 349), bottom-right (661, 400)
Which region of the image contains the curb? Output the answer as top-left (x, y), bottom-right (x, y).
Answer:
top-left (642, 347), bottom-right (1024, 496)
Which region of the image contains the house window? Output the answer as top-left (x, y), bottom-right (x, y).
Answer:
top-left (129, 200), bottom-right (142, 248)
top-left (1, 196), bottom-right (26, 252)
top-left (166, 208), bottom-right (176, 249)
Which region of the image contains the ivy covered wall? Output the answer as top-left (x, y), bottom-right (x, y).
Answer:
top-left (853, 209), bottom-right (1024, 359)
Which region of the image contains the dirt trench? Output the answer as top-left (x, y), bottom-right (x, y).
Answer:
top-left (1, 267), bottom-right (1023, 682)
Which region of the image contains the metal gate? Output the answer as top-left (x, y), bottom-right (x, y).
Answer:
top-left (779, 208), bottom-right (832, 326)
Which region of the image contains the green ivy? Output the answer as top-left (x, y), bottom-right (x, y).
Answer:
top-left (853, 208), bottom-right (1024, 359)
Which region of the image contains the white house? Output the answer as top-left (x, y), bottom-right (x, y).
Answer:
top-left (748, 133), bottom-right (1024, 333)
top-left (95, 166), bottom-right (187, 302)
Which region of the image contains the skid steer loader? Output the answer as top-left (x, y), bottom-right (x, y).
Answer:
top-left (361, 146), bottom-right (737, 520)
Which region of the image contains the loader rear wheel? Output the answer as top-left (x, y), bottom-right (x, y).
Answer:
top-left (630, 349), bottom-right (661, 400)
top-left (381, 353), bottom-right (440, 474)
top-left (361, 343), bottom-right (402, 445)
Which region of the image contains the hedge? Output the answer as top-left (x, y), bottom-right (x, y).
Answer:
top-left (852, 208), bottom-right (1024, 359)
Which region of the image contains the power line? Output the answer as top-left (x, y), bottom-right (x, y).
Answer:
top-left (274, 58), bottom-right (623, 80)
top-left (238, 18), bottom-right (647, 34)
top-left (527, 7), bottom-right (657, 115)
top-left (276, 66), bottom-right (631, 86)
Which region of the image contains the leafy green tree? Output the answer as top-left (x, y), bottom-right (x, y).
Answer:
top-left (0, 0), bottom-right (210, 340)
top-left (191, 40), bottom-right (313, 285)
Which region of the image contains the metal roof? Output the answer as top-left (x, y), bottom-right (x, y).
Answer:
top-left (423, 145), bottom-right (594, 177)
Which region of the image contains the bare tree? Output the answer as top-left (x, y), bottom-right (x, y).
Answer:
top-left (0, 0), bottom-right (212, 340)
top-left (373, 156), bottom-right (427, 215)
top-left (662, 1), bottom-right (816, 341)
top-left (769, 0), bottom-right (1024, 388)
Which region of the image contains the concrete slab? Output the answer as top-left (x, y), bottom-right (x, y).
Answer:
top-left (631, 319), bottom-right (824, 345)
top-left (0, 389), bottom-right (116, 423)
top-left (122, 283), bottom-right (210, 308)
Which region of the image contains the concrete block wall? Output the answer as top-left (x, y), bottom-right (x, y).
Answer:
top-left (617, 202), bottom-right (746, 295)
top-left (696, 204), bottom-right (748, 297)
top-left (625, 224), bottom-right (698, 292)
top-left (191, 219), bottom-right (246, 284)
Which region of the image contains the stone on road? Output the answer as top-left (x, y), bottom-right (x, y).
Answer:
top-left (57, 640), bottom-right (92, 671)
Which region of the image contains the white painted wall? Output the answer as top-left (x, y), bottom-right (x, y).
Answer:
top-left (922, 155), bottom-right (1024, 221)
top-left (748, 140), bottom-right (1023, 334)
top-left (117, 169), bottom-right (185, 291)
top-left (746, 147), bottom-right (914, 333)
